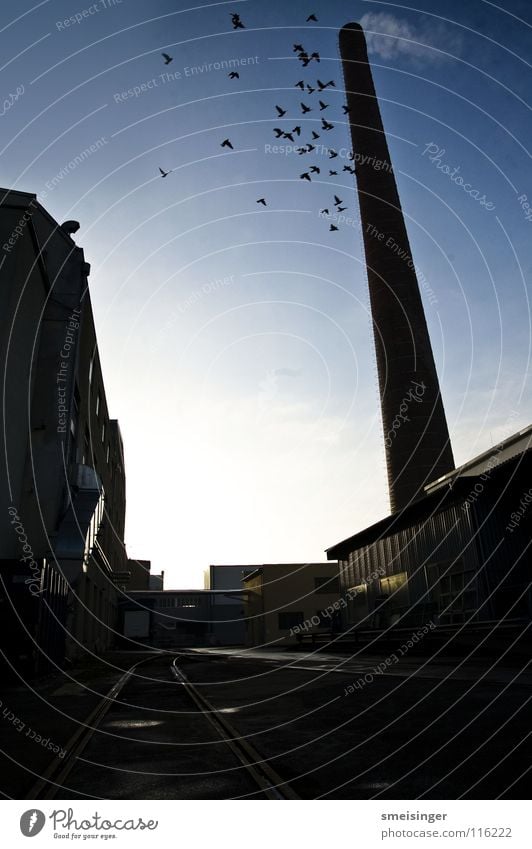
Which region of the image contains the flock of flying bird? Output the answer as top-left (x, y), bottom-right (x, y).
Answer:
top-left (159, 12), bottom-right (356, 233)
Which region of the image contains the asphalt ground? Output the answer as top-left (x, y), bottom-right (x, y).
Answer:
top-left (0, 651), bottom-right (155, 798)
top-left (180, 650), bottom-right (531, 799)
top-left (0, 648), bottom-right (529, 799)
top-left (57, 655), bottom-right (271, 800)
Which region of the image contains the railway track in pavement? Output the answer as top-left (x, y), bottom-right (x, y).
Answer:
top-left (27, 652), bottom-right (298, 800)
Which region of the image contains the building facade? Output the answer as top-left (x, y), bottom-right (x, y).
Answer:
top-left (208, 564), bottom-right (256, 645)
top-left (327, 427), bottom-right (532, 634)
top-left (125, 558), bottom-right (151, 590)
top-left (120, 588), bottom-right (247, 648)
top-left (0, 188), bottom-right (128, 672)
top-left (243, 562), bottom-right (341, 647)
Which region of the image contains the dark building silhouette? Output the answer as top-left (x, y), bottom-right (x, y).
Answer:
top-left (327, 425), bottom-right (532, 634)
top-left (0, 188), bottom-right (128, 672)
top-left (120, 588), bottom-right (247, 648)
top-left (339, 23), bottom-right (454, 511)
top-left (125, 558), bottom-right (152, 590)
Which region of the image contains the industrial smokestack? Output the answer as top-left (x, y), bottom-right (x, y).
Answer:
top-left (339, 22), bottom-right (455, 512)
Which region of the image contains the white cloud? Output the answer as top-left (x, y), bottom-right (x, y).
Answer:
top-left (360, 12), bottom-right (462, 64)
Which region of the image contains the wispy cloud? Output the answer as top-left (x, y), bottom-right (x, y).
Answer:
top-left (360, 12), bottom-right (463, 64)
top-left (274, 367), bottom-right (302, 378)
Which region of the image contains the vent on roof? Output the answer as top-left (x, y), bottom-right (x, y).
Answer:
top-left (61, 220), bottom-right (80, 235)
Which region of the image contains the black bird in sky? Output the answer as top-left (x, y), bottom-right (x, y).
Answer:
top-left (333, 195), bottom-right (343, 206)
top-left (321, 118), bottom-right (334, 130)
top-left (330, 224), bottom-right (339, 231)
top-left (343, 165), bottom-right (356, 174)
top-left (306, 143), bottom-right (315, 152)
top-left (221, 138), bottom-right (234, 149)
top-left (282, 132), bottom-right (295, 141)
top-left (273, 128), bottom-right (283, 138)
top-left (306, 84), bottom-right (315, 94)
top-left (337, 206), bottom-right (347, 211)
top-left (310, 52), bottom-right (320, 62)
top-left (329, 170), bottom-right (338, 175)
top-left (307, 14), bottom-right (318, 22)
top-left (317, 79), bottom-right (335, 90)
top-left (319, 100), bottom-right (328, 111)
top-left (311, 130), bottom-right (320, 140)
top-left (300, 102), bottom-right (312, 114)
top-left (257, 198), bottom-right (267, 206)
top-left (309, 166), bottom-right (320, 174)
top-left (297, 147), bottom-right (307, 155)
top-left (329, 149), bottom-right (338, 158)
top-left (228, 71), bottom-right (239, 79)
top-left (275, 105), bottom-right (287, 117)
top-left (299, 52), bottom-right (310, 66)
top-left (159, 167), bottom-right (170, 178)
top-left (293, 43), bottom-right (305, 53)
top-left (295, 80), bottom-right (305, 89)
top-left (292, 126), bottom-right (301, 135)
top-left (231, 13), bottom-right (245, 29)
top-left (342, 104), bottom-right (351, 114)
top-left (321, 208), bottom-right (329, 215)
top-left (300, 172), bottom-right (311, 181)
top-left (161, 53), bottom-right (173, 64)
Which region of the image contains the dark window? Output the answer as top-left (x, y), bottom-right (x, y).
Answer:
top-left (314, 576), bottom-right (340, 594)
top-left (278, 611), bottom-right (304, 630)
top-left (316, 611), bottom-right (330, 628)
top-left (82, 427), bottom-right (90, 465)
top-left (70, 384), bottom-right (80, 449)
top-left (439, 570), bottom-right (477, 624)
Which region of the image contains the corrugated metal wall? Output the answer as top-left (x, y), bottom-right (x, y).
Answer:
top-left (339, 499), bottom-right (481, 627)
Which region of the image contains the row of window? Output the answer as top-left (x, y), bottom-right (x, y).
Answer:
top-left (346, 564), bottom-right (479, 626)
top-left (156, 597), bottom-right (200, 608)
top-left (84, 488), bottom-right (106, 566)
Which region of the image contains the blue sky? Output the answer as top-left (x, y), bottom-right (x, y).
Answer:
top-left (2, 0), bottom-right (531, 587)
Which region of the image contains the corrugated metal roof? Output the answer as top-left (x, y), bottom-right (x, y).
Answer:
top-left (326, 426), bottom-right (532, 559)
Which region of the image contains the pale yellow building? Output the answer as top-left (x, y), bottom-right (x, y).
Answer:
top-left (243, 562), bottom-right (340, 647)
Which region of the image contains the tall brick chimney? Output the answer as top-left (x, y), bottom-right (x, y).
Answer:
top-left (339, 22), bottom-right (454, 511)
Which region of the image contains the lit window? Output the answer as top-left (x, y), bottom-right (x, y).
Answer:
top-left (106, 444), bottom-right (110, 464)
top-left (96, 392), bottom-right (100, 417)
top-left (101, 421), bottom-right (106, 443)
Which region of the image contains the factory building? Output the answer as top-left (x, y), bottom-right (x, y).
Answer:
top-left (0, 188), bottom-right (128, 673)
top-left (243, 562), bottom-right (341, 647)
top-left (125, 558), bottom-right (152, 590)
top-left (120, 588), bottom-right (247, 648)
top-left (207, 564), bottom-right (257, 644)
top-left (328, 25), bottom-right (531, 641)
top-left (327, 427), bottom-right (532, 635)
